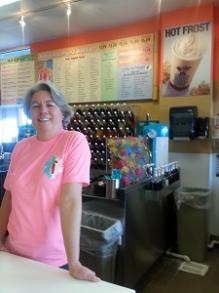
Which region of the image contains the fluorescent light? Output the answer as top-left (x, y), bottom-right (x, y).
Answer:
top-left (19, 15), bottom-right (26, 28)
top-left (0, 0), bottom-right (20, 7)
top-left (67, 3), bottom-right (71, 16)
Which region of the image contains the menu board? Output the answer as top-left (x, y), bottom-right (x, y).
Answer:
top-left (0, 55), bottom-right (35, 104)
top-left (37, 34), bottom-right (155, 103)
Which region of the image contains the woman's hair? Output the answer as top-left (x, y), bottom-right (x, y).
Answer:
top-left (23, 80), bottom-right (73, 127)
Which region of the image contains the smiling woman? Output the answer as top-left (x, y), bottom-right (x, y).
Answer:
top-left (23, 81), bottom-right (72, 131)
top-left (0, 80), bottom-right (100, 282)
top-left (29, 90), bottom-right (64, 141)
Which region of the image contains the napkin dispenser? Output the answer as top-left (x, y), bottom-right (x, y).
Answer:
top-left (169, 106), bottom-right (198, 140)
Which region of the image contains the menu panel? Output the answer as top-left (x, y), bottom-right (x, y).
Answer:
top-left (37, 34), bottom-right (155, 103)
top-left (1, 56), bottom-right (35, 104)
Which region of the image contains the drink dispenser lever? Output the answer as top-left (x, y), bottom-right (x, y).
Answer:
top-left (146, 113), bottom-right (150, 125)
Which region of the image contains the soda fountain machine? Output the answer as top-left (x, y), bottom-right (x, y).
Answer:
top-left (143, 121), bottom-right (169, 168)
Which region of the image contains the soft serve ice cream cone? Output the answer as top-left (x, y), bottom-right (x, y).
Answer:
top-left (169, 33), bottom-right (206, 90)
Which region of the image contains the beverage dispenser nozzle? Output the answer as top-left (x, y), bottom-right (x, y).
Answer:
top-left (146, 113), bottom-right (150, 125)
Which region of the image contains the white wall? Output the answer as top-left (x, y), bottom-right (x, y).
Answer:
top-left (169, 152), bottom-right (219, 236)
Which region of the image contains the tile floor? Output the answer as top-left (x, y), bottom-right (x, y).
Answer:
top-left (138, 246), bottom-right (219, 293)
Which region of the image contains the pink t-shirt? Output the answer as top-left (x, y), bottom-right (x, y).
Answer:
top-left (4, 129), bottom-right (91, 267)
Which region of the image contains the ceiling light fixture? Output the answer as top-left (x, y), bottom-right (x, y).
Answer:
top-left (0, 0), bottom-right (82, 23)
top-left (66, 3), bottom-right (72, 16)
top-left (0, 0), bottom-right (20, 7)
top-left (19, 15), bottom-right (26, 28)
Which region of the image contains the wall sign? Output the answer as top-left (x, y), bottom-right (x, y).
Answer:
top-left (37, 34), bottom-right (156, 103)
top-left (162, 21), bottom-right (212, 97)
top-left (0, 55), bottom-right (35, 104)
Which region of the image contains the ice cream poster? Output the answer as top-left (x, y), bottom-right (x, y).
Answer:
top-left (162, 21), bottom-right (212, 97)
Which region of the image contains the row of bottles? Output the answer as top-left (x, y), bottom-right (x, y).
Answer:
top-left (67, 103), bottom-right (136, 169)
top-left (147, 161), bottom-right (180, 190)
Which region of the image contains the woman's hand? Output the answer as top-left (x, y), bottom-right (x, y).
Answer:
top-left (69, 261), bottom-right (100, 282)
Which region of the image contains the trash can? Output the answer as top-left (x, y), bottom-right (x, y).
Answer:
top-left (176, 187), bottom-right (210, 262)
top-left (80, 211), bottom-right (123, 282)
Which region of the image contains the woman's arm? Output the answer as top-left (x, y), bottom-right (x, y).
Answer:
top-left (0, 190), bottom-right (11, 247)
top-left (59, 182), bottom-right (100, 281)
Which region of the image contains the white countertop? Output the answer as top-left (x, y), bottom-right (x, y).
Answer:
top-left (0, 252), bottom-right (135, 293)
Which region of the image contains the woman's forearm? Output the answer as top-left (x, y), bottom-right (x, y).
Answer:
top-left (59, 183), bottom-right (82, 267)
top-left (59, 183), bottom-right (100, 281)
top-left (0, 190), bottom-right (11, 242)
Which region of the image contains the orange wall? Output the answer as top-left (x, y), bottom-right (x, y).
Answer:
top-left (27, 3), bottom-right (218, 154)
top-left (30, 16), bottom-right (160, 52)
top-left (214, 6), bottom-right (219, 82)
top-left (30, 3), bottom-right (217, 82)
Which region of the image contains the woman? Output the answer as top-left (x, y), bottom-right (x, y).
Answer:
top-left (0, 80), bottom-right (99, 282)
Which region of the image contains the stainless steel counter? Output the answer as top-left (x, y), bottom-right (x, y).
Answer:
top-left (82, 180), bottom-right (180, 290)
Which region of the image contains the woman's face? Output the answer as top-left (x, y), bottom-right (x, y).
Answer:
top-left (30, 90), bottom-right (63, 139)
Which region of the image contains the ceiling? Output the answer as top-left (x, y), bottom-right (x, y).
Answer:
top-left (0, 0), bottom-right (218, 52)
